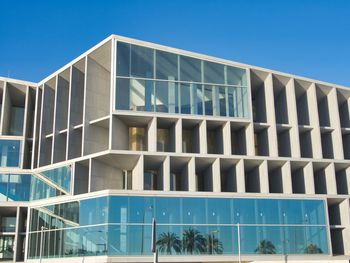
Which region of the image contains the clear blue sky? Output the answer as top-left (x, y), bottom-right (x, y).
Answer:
top-left (0, 0), bottom-right (349, 86)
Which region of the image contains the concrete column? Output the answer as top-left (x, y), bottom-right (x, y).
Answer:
top-left (236, 159), bottom-right (245, 193)
top-left (282, 161), bottom-right (293, 194)
top-left (286, 79), bottom-right (301, 158)
top-left (308, 83), bottom-right (323, 159)
top-left (147, 117), bottom-right (157, 152)
top-left (325, 163), bottom-right (337, 195)
top-left (163, 156), bottom-right (170, 191)
top-left (222, 121), bottom-right (231, 155)
top-left (328, 88), bottom-right (344, 159)
top-left (132, 155), bottom-right (144, 190)
top-left (175, 119), bottom-right (182, 153)
top-left (212, 158), bottom-right (221, 192)
top-left (188, 157), bottom-right (196, 192)
top-left (264, 73), bottom-right (278, 157)
top-left (259, 160), bottom-right (269, 193)
top-left (199, 120), bottom-right (207, 154)
top-left (304, 162), bottom-right (315, 194)
top-left (246, 123), bottom-right (255, 156)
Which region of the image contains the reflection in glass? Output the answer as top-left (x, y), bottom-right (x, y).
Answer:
top-left (129, 127), bottom-right (146, 151)
top-left (117, 42), bottom-right (130, 77)
top-left (154, 81), bottom-right (178, 113)
top-left (157, 128), bottom-right (170, 152)
top-left (0, 236), bottom-right (14, 260)
top-left (130, 45), bottom-right (154, 78)
top-left (180, 83), bottom-right (191, 114)
top-left (28, 196), bottom-right (329, 258)
top-left (116, 78), bottom-right (130, 110)
top-left (116, 43), bottom-right (249, 118)
top-left (204, 86), bottom-right (213, 116)
top-left (204, 61), bottom-right (225, 84)
top-left (156, 50), bottom-right (178, 80)
top-left (180, 56), bottom-right (201, 82)
top-left (227, 66), bottom-right (247, 86)
top-left (0, 140), bottom-right (21, 167)
top-left (219, 86), bottom-right (227, 116)
top-left (40, 165), bottom-right (71, 193)
top-left (130, 79), bottom-right (154, 112)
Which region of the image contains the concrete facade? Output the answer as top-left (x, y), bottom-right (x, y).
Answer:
top-left (0, 35), bottom-right (349, 262)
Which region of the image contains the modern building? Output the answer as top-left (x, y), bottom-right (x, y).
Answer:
top-left (0, 35), bottom-right (349, 263)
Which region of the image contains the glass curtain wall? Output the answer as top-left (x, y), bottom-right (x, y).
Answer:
top-left (0, 173), bottom-right (65, 202)
top-left (28, 196), bottom-right (329, 259)
top-left (115, 42), bottom-right (249, 118)
top-left (0, 236), bottom-right (14, 260)
top-left (0, 140), bottom-right (21, 167)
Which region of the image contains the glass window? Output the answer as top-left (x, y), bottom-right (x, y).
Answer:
top-left (129, 127), bottom-right (146, 151)
top-left (227, 66), bottom-right (247, 86)
top-left (9, 106), bottom-right (24, 136)
top-left (303, 200), bottom-right (326, 225)
top-left (180, 56), bottom-right (201, 82)
top-left (80, 197), bottom-right (108, 226)
top-left (195, 84), bottom-right (203, 115)
top-left (0, 174), bottom-right (9, 201)
top-left (117, 42), bottom-right (130, 77)
top-left (156, 50), bottom-right (178, 80)
top-left (154, 81), bottom-right (179, 114)
top-left (154, 81), bottom-right (169, 113)
top-left (157, 128), bottom-right (170, 152)
top-left (30, 176), bottom-right (63, 201)
top-left (130, 79), bottom-right (154, 112)
top-left (280, 199), bottom-right (304, 225)
top-left (108, 196), bottom-right (129, 224)
top-left (7, 174), bottom-right (30, 201)
top-left (0, 140), bottom-right (20, 167)
top-left (180, 83), bottom-right (191, 114)
top-left (207, 198), bottom-right (232, 224)
top-left (233, 199), bottom-right (257, 224)
top-left (227, 87), bottom-right (235, 117)
top-left (182, 197), bottom-right (206, 224)
top-left (204, 85), bottom-right (213, 116)
top-left (116, 78), bottom-right (130, 110)
top-left (204, 61), bottom-right (225, 84)
top-left (256, 199), bottom-right (281, 224)
top-left (41, 165), bottom-right (71, 193)
top-left (155, 197), bottom-right (181, 224)
top-left (131, 45), bottom-right (154, 78)
top-left (128, 196), bottom-right (154, 224)
top-left (0, 236), bottom-right (14, 260)
top-left (219, 86), bottom-right (227, 116)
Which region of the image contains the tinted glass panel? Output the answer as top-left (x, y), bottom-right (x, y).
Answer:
top-left (204, 61), bottom-right (225, 84)
top-left (130, 79), bottom-right (154, 112)
top-left (156, 50), bottom-right (178, 80)
top-left (0, 140), bottom-right (20, 167)
top-left (227, 66), bottom-right (247, 86)
top-left (131, 45), bottom-right (154, 78)
top-left (7, 174), bottom-right (30, 201)
top-left (28, 196), bottom-right (328, 258)
top-left (180, 56), bottom-right (201, 82)
top-left (180, 83), bottom-right (191, 114)
top-left (41, 165), bottom-right (71, 193)
top-left (116, 78), bottom-right (130, 110)
top-left (116, 42), bottom-right (130, 77)
top-left (204, 85), bottom-right (213, 115)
